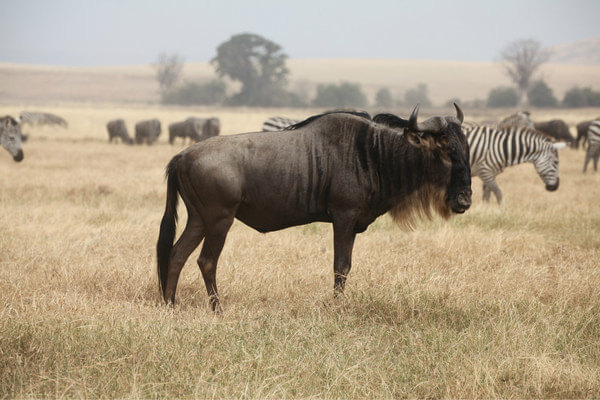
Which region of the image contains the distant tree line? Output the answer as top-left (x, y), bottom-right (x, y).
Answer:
top-left (154, 34), bottom-right (599, 109)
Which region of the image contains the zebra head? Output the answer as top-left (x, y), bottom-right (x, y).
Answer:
top-left (533, 142), bottom-right (566, 191)
top-left (0, 116), bottom-right (24, 162)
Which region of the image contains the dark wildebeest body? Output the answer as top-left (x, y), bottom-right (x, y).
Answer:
top-left (169, 117), bottom-right (220, 144)
top-left (169, 118), bottom-right (203, 144)
top-left (534, 120), bottom-right (574, 146)
top-left (0, 116), bottom-right (24, 162)
top-left (107, 119), bottom-right (133, 144)
top-left (135, 119), bottom-right (161, 145)
top-left (156, 106), bottom-right (471, 312)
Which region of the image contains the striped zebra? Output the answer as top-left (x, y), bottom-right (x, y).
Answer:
top-left (583, 120), bottom-right (600, 172)
top-left (465, 124), bottom-right (566, 204)
top-left (19, 111), bottom-right (68, 128)
top-left (261, 116), bottom-right (299, 131)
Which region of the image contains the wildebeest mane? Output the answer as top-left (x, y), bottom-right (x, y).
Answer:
top-left (373, 113), bottom-right (410, 129)
top-left (285, 110), bottom-right (372, 130)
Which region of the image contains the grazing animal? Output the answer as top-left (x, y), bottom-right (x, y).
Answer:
top-left (135, 119), bottom-right (161, 145)
top-left (107, 119), bottom-right (133, 144)
top-left (169, 117), bottom-right (220, 145)
top-left (19, 111), bottom-right (68, 128)
top-left (498, 111), bottom-right (535, 129)
top-left (534, 120), bottom-right (575, 146)
top-left (0, 116), bottom-right (24, 162)
top-left (203, 117), bottom-right (220, 139)
top-left (464, 125), bottom-right (565, 204)
top-left (583, 121), bottom-right (600, 172)
top-left (156, 105), bottom-right (472, 311)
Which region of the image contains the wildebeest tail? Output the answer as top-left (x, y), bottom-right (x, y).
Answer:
top-left (156, 155), bottom-right (181, 298)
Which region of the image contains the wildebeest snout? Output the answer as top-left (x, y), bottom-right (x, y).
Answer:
top-left (455, 189), bottom-right (472, 213)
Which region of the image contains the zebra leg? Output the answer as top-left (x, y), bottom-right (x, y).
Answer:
top-left (583, 148), bottom-right (593, 173)
top-left (482, 177), bottom-right (502, 205)
top-left (482, 182), bottom-right (491, 202)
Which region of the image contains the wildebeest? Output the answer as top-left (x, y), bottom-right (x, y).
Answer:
top-left (534, 120), bottom-right (575, 146)
top-left (583, 121), bottom-right (600, 172)
top-left (169, 117), bottom-right (220, 144)
top-left (107, 119), bottom-right (134, 145)
top-left (498, 111), bottom-right (535, 129)
top-left (156, 105), bottom-right (471, 311)
top-left (135, 119), bottom-right (161, 145)
top-left (19, 111), bottom-right (68, 128)
top-left (0, 116), bottom-right (24, 162)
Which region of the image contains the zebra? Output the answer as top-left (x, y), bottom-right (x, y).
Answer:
top-left (261, 116), bottom-right (299, 131)
top-left (498, 111), bottom-right (534, 129)
top-left (1, 115), bottom-right (24, 162)
top-left (19, 111), bottom-right (68, 128)
top-left (465, 124), bottom-right (566, 204)
top-left (583, 120), bottom-right (600, 173)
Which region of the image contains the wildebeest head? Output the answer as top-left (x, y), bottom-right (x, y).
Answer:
top-left (403, 104), bottom-right (471, 215)
top-left (0, 116), bottom-right (24, 162)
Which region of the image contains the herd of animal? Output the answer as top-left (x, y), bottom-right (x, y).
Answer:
top-left (1, 106), bottom-right (599, 311)
top-left (107, 116), bottom-right (221, 145)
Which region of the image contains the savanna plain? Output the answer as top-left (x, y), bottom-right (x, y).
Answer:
top-left (1, 104), bottom-right (600, 398)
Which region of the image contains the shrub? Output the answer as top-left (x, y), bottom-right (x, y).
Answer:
top-left (375, 88), bottom-right (394, 108)
top-left (162, 80), bottom-right (227, 105)
top-left (562, 86), bottom-right (600, 108)
top-left (487, 87), bottom-right (519, 108)
top-left (312, 82), bottom-right (368, 108)
top-left (527, 80), bottom-right (557, 107)
top-left (404, 83), bottom-right (431, 107)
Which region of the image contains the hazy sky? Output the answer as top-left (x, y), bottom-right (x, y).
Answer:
top-left (1, 0), bottom-right (599, 66)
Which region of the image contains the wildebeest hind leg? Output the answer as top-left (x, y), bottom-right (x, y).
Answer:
top-left (332, 213), bottom-right (358, 297)
top-left (164, 218), bottom-right (205, 304)
top-left (198, 216), bottom-right (235, 313)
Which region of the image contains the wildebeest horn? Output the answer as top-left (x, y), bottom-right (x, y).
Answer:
top-left (408, 104), bottom-right (420, 131)
top-left (454, 102), bottom-right (464, 123)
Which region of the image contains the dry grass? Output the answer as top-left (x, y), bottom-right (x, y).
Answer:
top-left (1, 104), bottom-right (600, 398)
top-left (2, 60), bottom-right (600, 105)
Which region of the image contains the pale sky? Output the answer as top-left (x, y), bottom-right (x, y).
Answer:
top-left (1, 0), bottom-right (599, 66)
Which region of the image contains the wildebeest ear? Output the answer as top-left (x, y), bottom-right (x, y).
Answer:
top-left (405, 129), bottom-right (423, 147)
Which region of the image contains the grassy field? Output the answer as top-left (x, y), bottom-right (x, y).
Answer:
top-left (1, 104), bottom-right (600, 398)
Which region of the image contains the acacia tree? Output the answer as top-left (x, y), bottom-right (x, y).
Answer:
top-left (500, 39), bottom-right (550, 106)
top-left (211, 33), bottom-right (289, 106)
top-left (153, 52), bottom-right (184, 93)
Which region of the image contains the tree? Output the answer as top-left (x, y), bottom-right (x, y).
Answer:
top-left (154, 52), bottom-right (184, 93)
top-left (527, 80), bottom-right (557, 107)
top-left (499, 39), bottom-right (550, 106)
top-left (375, 88), bottom-right (393, 108)
top-left (562, 86), bottom-right (600, 108)
top-left (211, 33), bottom-right (289, 106)
top-left (311, 82), bottom-right (368, 108)
top-left (487, 87), bottom-right (519, 108)
top-left (404, 83), bottom-right (431, 107)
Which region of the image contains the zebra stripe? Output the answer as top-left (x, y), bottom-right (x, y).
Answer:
top-left (583, 121), bottom-right (600, 172)
top-left (261, 116), bottom-right (299, 131)
top-left (19, 111), bottom-right (68, 127)
top-left (464, 124), bottom-right (563, 204)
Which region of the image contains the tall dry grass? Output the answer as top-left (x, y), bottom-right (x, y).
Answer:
top-left (1, 104), bottom-right (600, 398)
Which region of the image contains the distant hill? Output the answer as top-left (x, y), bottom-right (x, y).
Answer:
top-left (1, 59), bottom-right (600, 106)
top-left (549, 37), bottom-right (600, 65)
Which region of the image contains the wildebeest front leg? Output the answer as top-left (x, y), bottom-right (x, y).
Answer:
top-left (197, 216), bottom-right (234, 313)
top-left (332, 212), bottom-right (358, 297)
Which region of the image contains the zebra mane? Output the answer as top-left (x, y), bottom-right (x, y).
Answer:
top-left (372, 113), bottom-right (409, 129)
top-left (285, 110), bottom-right (372, 130)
